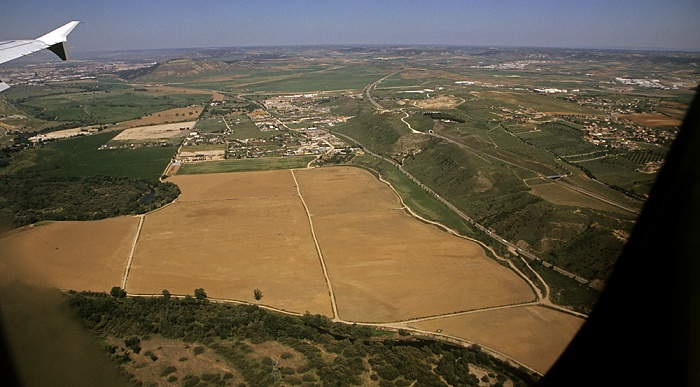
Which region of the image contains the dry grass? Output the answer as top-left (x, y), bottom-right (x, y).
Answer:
top-left (127, 170), bottom-right (333, 316)
top-left (112, 336), bottom-right (242, 386)
top-left (0, 217), bottom-right (138, 290)
top-left (411, 305), bottom-right (584, 374)
top-left (0, 166), bottom-right (581, 373)
top-left (529, 181), bottom-right (630, 213)
top-left (294, 167), bottom-right (534, 322)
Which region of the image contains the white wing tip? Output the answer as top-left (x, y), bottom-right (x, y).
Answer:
top-left (37, 21), bottom-right (80, 45)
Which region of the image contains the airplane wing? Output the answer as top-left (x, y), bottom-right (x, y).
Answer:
top-left (0, 21), bottom-right (80, 91)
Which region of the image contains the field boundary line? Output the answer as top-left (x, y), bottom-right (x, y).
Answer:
top-left (290, 169), bottom-right (341, 321)
top-left (367, 167), bottom-right (543, 304)
top-left (121, 215), bottom-right (145, 290)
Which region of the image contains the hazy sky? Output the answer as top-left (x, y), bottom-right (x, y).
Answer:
top-left (2, 0), bottom-right (699, 52)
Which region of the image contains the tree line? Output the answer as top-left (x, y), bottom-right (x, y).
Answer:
top-left (0, 173), bottom-right (180, 229)
top-left (67, 290), bottom-right (540, 387)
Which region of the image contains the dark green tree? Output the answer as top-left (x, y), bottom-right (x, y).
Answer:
top-left (194, 288), bottom-right (207, 300)
top-left (253, 288), bottom-right (263, 301)
top-left (110, 286), bottom-right (126, 298)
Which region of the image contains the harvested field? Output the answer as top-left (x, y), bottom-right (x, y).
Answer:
top-left (617, 112), bottom-right (682, 127)
top-left (411, 305), bottom-right (584, 374)
top-left (0, 217), bottom-right (139, 290)
top-left (0, 166), bottom-right (576, 373)
top-left (114, 106), bottom-right (202, 129)
top-left (36, 127), bottom-right (99, 140)
top-left (294, 167), bottom-right (535, 322)
top-left (110, 121), bottom-right (195, 142)
top-left (127, 170), bottom-right (333, 316)
top-left (170, 170), bottom-right (298, 201)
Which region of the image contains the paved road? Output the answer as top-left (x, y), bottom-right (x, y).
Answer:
top-left (356, 75), bottom-right (615, 289)
top-left (363, 71), bottom-right (400, 111)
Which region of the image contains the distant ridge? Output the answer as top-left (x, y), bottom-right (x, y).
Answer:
top-left (128, 58), bottom-right (233, 81)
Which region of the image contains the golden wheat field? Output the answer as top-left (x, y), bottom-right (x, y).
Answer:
top-left (0, 166), bottom-right (583, 373)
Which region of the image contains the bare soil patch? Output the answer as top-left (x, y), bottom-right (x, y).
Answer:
top-left (294, 167), bottom-right (534, 322)
top-left (412, 95), bottom-right (464, 109)
top-left (411, 305), bottom-right (584, 374)
top-left (39, 127), bottom-right (100, 140)
top-left (110, 336), bottom-right (242, 386)
top-left (617, 112), bottom-right (682, 127)
top-left (114, 107), bottom-right (202, 129)
top-left (110, 121), bottom-right (196, 142)
top-left (0, 217), bottom-right (139, 291)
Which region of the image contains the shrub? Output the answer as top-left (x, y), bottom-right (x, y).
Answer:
top-left (182, 375), bottom-right (200, 387)
top-left (201, 373), bottom-right (221, 382)
top-left (160, 365), bottom-right (177, 377)
top-left (110, 286), bottom-right (126, 298)
top-left (280, 367), bottom-right (295, 375)
top-left (124, 337), bottom-right (141, 354)
top-left (194, 288), bottom-right (207, 300)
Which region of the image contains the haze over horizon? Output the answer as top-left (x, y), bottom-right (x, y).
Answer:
top-left (2, 0), bottom-right (700, 53)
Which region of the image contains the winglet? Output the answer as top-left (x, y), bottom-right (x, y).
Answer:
top-left (34, 21), bottom-right (79, 61)
top-left (37, 21), bottom-right (80, 46)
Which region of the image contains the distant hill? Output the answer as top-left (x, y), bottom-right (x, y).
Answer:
top-left (123, 58), bottom-right (233, 81)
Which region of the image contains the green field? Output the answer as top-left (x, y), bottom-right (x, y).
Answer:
top-left (351, 155), bottom-right (476, 237)
top-left (4, 80), bottom-right (211, 129)
top-left (6, 131), bottom-right (176, 181)
top-left (244, 65), bottom-right (397, 93)
top-left (177, 156), bottom-right (316, 174)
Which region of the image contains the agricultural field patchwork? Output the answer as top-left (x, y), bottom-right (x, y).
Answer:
top-left (412, 305), bottom-right (584, 374)
top-left (1, 46), bottom-right (698, 381)
top-left (0, 166), bottom-right (575, 373)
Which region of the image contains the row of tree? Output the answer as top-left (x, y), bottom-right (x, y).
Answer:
top-left (67, 290), bottom-right (539, 387)
top-left (0, 172), bottom-right (180, 229)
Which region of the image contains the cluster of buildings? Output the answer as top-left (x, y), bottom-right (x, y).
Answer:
top-left (0, 60), bottom-right (155, 88)
top-left (182, 131), bottom-right (224, 147)
top-left (574, 116), bottom-right (674, 148)
top-left (614, 77), bottom-right (669, 90)
top-left (470, 60), bottom-right (549, 70)
top-left (226, 130), bottom-right (334, 159)
top-left (261, 94), bottom-right (332, 117)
